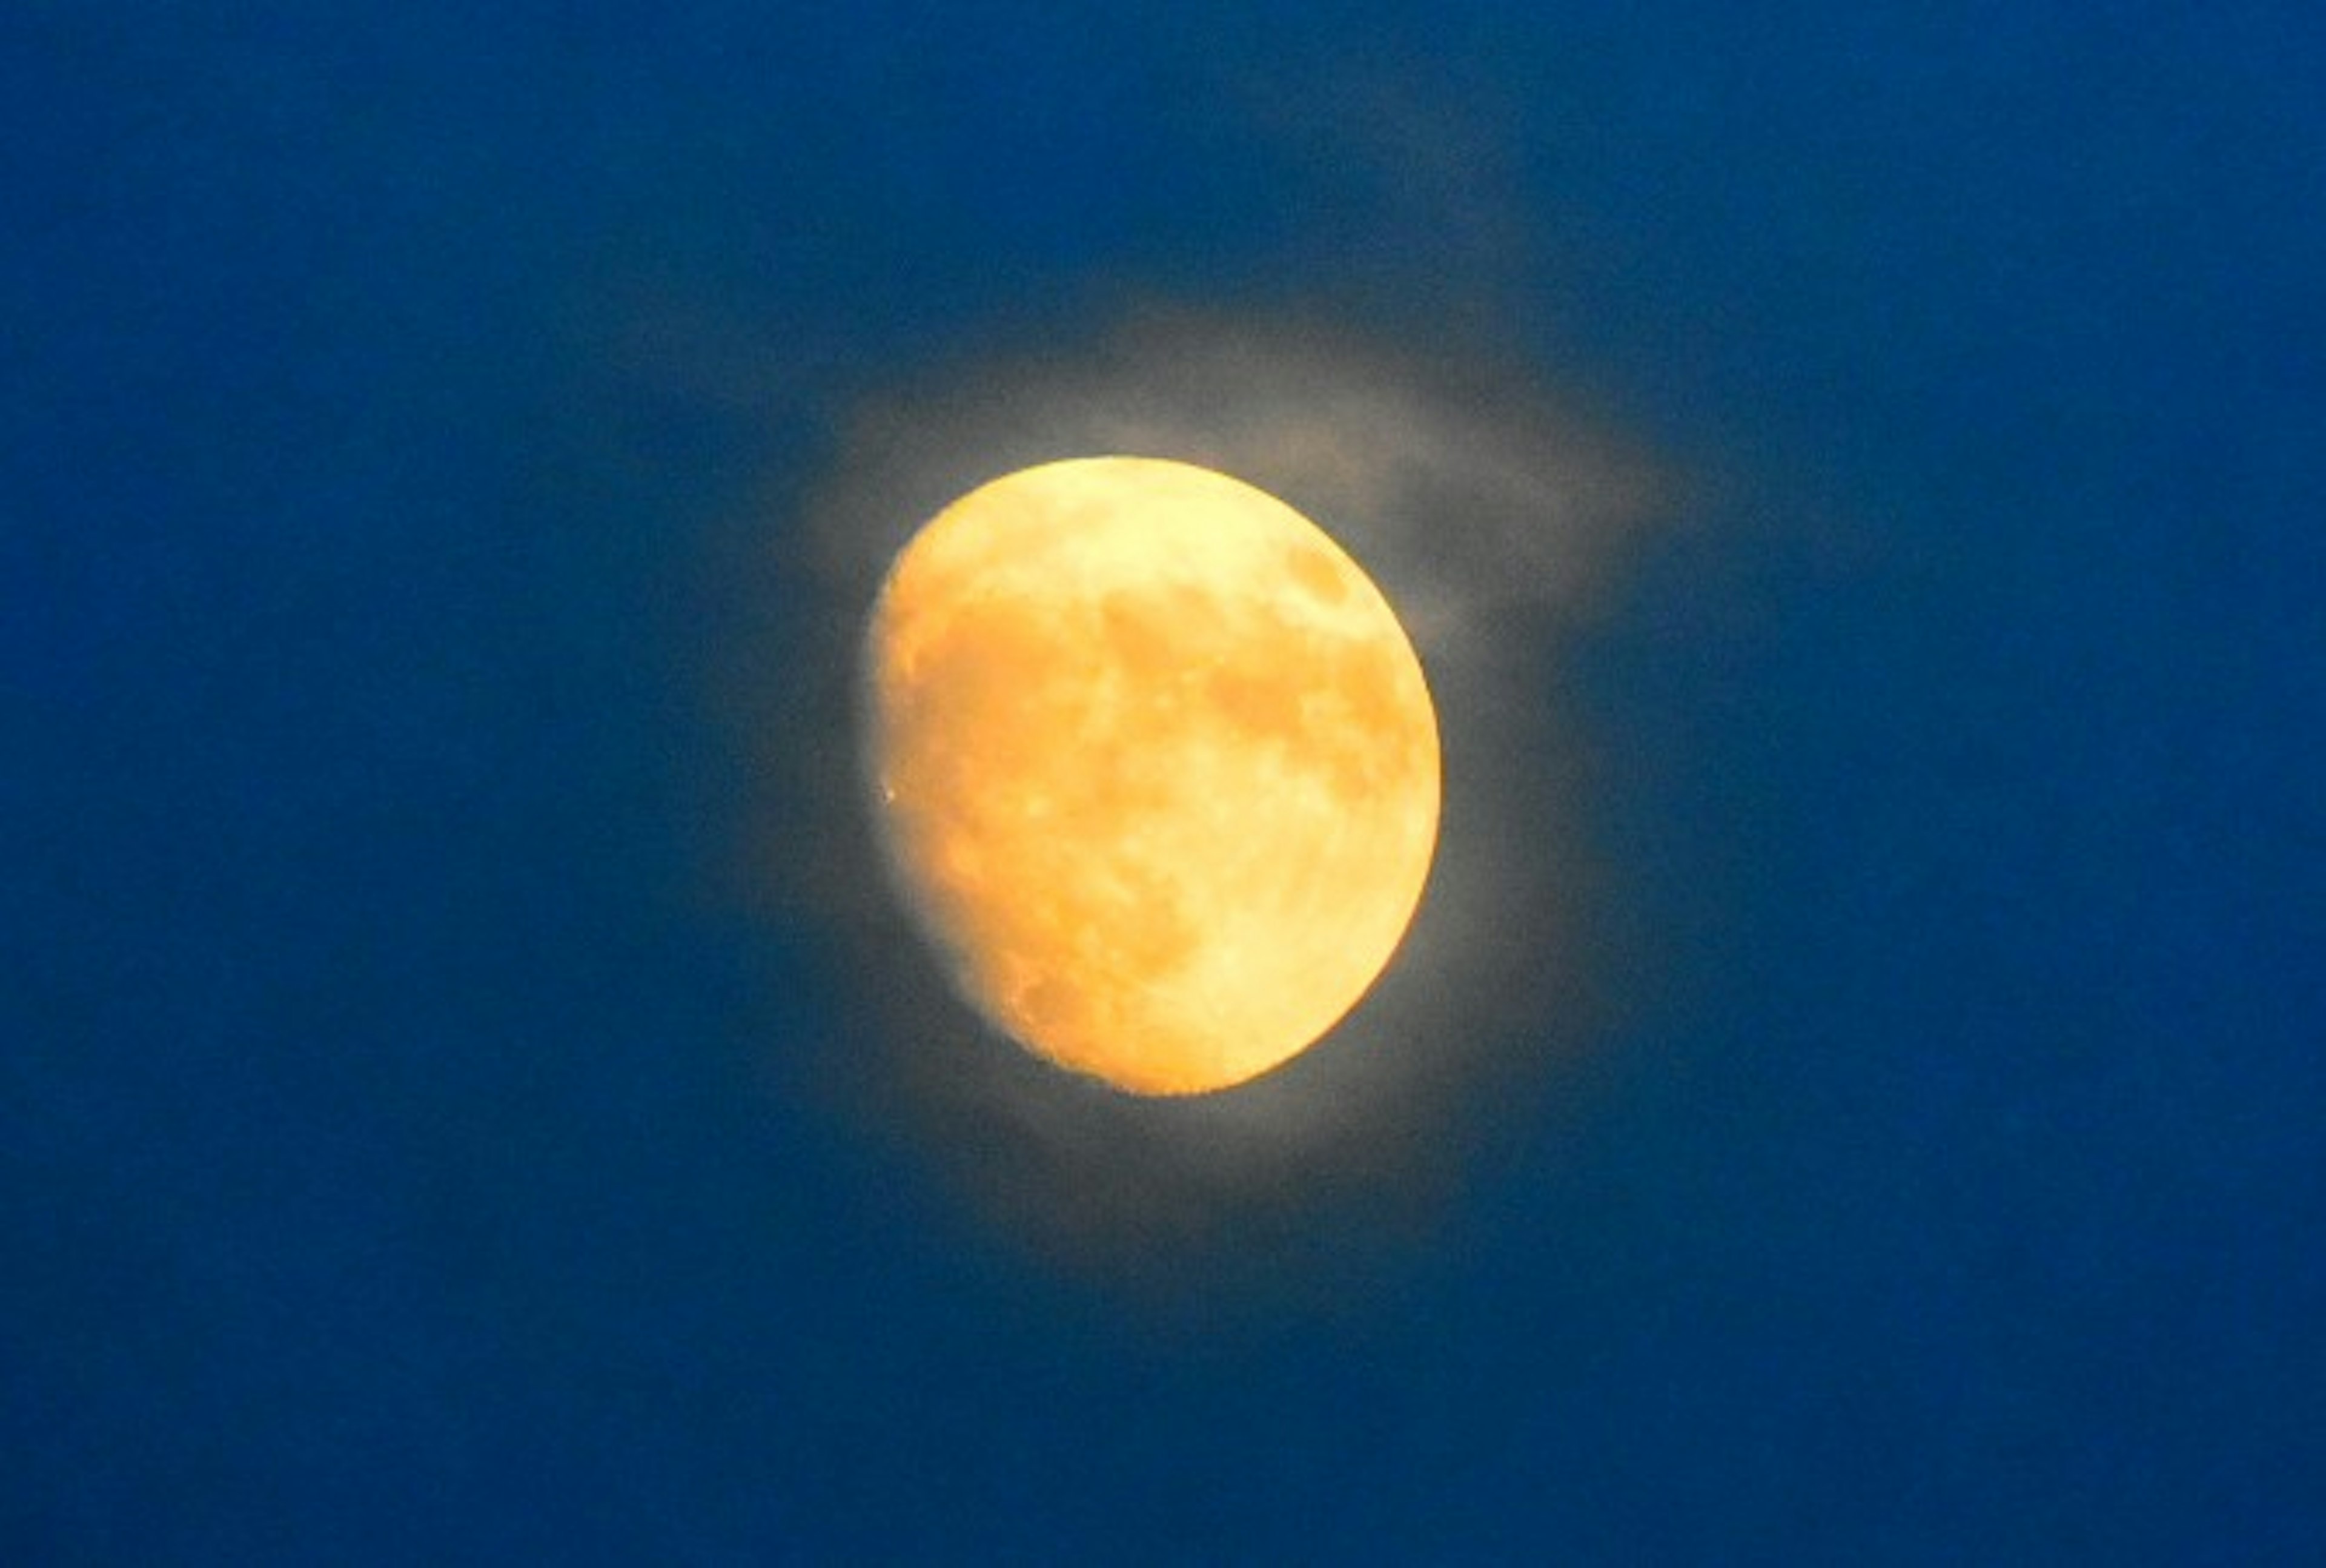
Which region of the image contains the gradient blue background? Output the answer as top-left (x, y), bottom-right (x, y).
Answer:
top-left (7, 3), bottom-right (2322, 1560)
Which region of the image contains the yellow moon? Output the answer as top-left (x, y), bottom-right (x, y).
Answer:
top-left (861, 457), bottom-right (1440, 1095)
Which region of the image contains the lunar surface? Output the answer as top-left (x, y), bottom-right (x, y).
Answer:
top-left (862, 456), bottom-right (1439, 1095)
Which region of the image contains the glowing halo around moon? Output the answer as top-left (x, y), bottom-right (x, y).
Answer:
top-left (861, 456), bottom-right (1441, 1096)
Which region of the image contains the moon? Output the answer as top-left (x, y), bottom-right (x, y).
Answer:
top-left (861, 456), bottom-right (1440, 1096)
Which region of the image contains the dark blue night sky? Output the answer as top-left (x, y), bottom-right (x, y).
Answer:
top-left (7, 3), bottom-right (2323, 1561)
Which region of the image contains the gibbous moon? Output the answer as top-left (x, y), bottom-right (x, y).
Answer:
top-left (862, 457), bottom-right (1440, 1095)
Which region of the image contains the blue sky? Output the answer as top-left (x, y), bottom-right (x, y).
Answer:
top-left (5, 2), bottom-right (2322, 1560)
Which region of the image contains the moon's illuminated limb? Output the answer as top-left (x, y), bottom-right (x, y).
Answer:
top-left (862, 457), bottom-right (1440, 1096)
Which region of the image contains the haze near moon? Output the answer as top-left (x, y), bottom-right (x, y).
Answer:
top-left (862, 457), bottom-right (1440, 1095)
